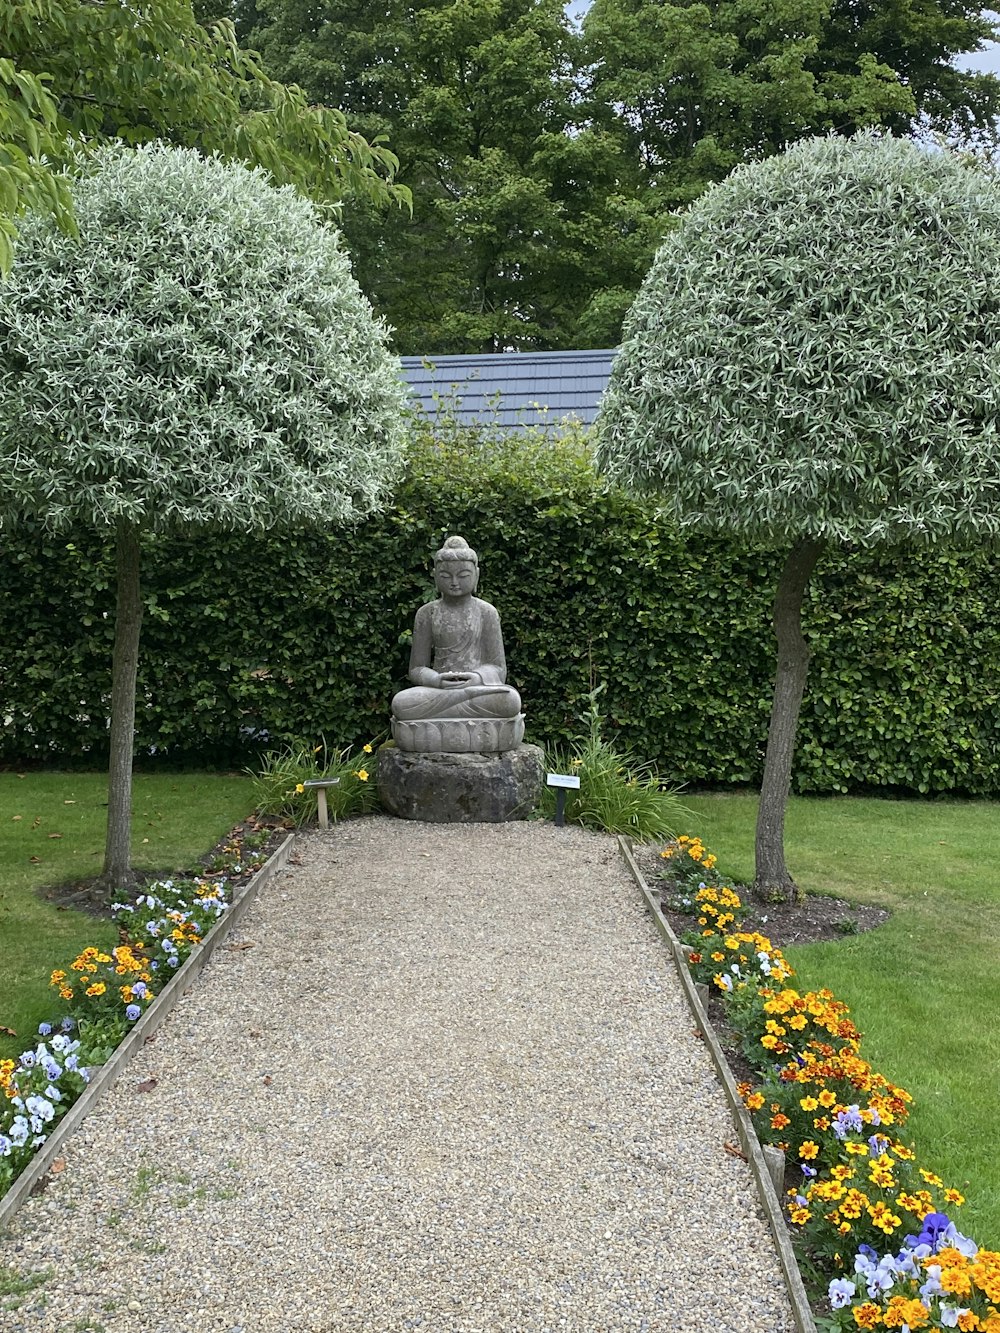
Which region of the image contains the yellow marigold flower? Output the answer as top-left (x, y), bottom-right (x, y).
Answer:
top-left (723, 936), bottom-right (739, 950)
top-left (852, 1302), bottom-right (882, 1329)
top-left (869, 1201), bottom-right (902, 1234)
top-left (920, 1168), bottom-right (944, 1188)
top-left (818, 1089), bottom-right (838, 1109)
top-left (50, 969), bottom-right (67, 984)
top-left (945, 1188), bottom-right (966, 1205)
top-left (710, 952), bottom-right (725, 963)
top-left (85, 982), bottom-right (106, 997)
top-left (846, 1142), bottom-right (870, 1155)
top-left (800, 1096), bottom-right (819, 1112)
top-left (60, 987), bottom-right (73, 1000)
top-left (799, 1142), bottom-right (819, 1160)
top-left (746, 1092), bottom-right (765, 1112)
top-left (840, 1190), bottom-right (867, 1220)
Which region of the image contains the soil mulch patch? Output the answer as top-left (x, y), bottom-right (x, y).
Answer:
top-left (631, 842), bottom-right (890, 949)
top-left (36, 816), bottom-right (292, 919)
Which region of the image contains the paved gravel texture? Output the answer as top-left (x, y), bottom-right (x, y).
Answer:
top-left (1, 818), bottom-right (795, 1333)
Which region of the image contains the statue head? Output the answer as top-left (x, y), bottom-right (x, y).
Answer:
top-left (434, 535), bottom-right (479, 599)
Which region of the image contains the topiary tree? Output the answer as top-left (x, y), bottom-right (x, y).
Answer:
top-left (594, 130), bottom-right (1000, 901)
top-left (0, 141), bottom-right (408, 892)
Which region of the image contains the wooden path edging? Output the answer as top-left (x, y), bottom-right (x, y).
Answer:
top-left (0, 832), bottom-right (295, 1230)
top-left (616, 835), bottom-right (818, 1333)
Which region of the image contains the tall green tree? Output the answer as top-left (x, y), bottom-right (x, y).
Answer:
top-left (578, 0), bottom-right (1000, 341)
top-left (0, 0), bottom-right (407, 272)
top-left (241, 0), bottom-right (624, 352)
top-left (240, 0), bottom-right (1000, 352)
top-left (0, 142), bottom-right (408, 891)
top-left (595, 131), bottom-right (1000, 901)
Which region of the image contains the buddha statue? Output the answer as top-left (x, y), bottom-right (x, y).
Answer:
top-left (390, 536), bottom-right (525, 753)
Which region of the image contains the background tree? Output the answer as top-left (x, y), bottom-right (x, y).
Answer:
top-left (238, 0), bottom-right (1000, 351)
top-left (239, 0), bottom-right (628, 352)
top-left (0, 0), bottom-right (408, 272)
top-left (594, 130), bottom-right (1000, 900)
top-left (0, 141), bottom-right (408, 891)
top-left (579, 0), bottom-right (1000, 342)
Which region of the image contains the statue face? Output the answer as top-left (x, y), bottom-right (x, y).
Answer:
top-left (435, 559), bottom-right (478, 599)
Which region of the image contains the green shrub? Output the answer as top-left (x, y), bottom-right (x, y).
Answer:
top-left (3, 423), bottom-right (1000, 797)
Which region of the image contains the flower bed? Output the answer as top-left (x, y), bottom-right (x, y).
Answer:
top-left (0, 825), bottom-right (276, 1199)
top-left (658, 836), bottom-right (1000, 1333)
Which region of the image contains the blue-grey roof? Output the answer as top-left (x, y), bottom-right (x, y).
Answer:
top-left (400, 349), bottom-right (618, 431)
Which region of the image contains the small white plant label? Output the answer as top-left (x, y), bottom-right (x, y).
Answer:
top-left (546, 773), bottom-right (581, 790)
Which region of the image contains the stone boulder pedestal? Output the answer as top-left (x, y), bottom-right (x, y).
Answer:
top-left (377, 743), bottom-right (544, 823)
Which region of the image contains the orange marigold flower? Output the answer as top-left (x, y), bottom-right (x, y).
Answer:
top-left (883, 1296), bottom-right (930, 1329)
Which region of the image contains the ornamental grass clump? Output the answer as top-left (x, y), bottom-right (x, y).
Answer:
top-left (250, 739), bottom-right (378, 827)
top-left (540, 691), bottom-right (688, 840)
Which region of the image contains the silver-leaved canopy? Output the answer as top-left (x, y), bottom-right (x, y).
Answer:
top-left (0, 139), bottom-right (409, 535)
top-left (595, 130), bottom-right (1000, 548)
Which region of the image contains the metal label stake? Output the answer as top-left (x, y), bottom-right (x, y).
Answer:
top-left (546, 772), bottom-right (581, 826)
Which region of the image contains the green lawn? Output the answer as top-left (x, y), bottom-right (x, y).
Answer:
top-left (0, 771), bottom-right (254, 1062)
top-left (680, 791), bottom-right (1000, 1250)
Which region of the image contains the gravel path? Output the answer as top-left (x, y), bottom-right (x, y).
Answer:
top-left (1, 818), bottom-right (794, 1333)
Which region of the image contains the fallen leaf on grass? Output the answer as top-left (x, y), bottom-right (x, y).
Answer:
top-left (723, 1140), bottom-right (748, 1162)
top-left (135, 1077), bottom-right (158, 1093)
top-left (48, 833), bottom-right (63, 840)
top-left (0, 1026), bottom-right (16, 1038)
top-left (63, 800), bottom-right (76, 805)
top-left (11, 815), bottom-right (22, 822)
top-left (29, 856), bottom-right (41, 864)
top-left (50, 1158), bottom-right (66, 1174)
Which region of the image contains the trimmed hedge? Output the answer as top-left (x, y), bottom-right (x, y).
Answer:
top-left (2, 428), bottom-right (999, 795)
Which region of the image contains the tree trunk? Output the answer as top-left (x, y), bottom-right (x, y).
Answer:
top-left (753, 537), bottom-right (824, 903)
top-left (98, 521), bottom-right (143, 896)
